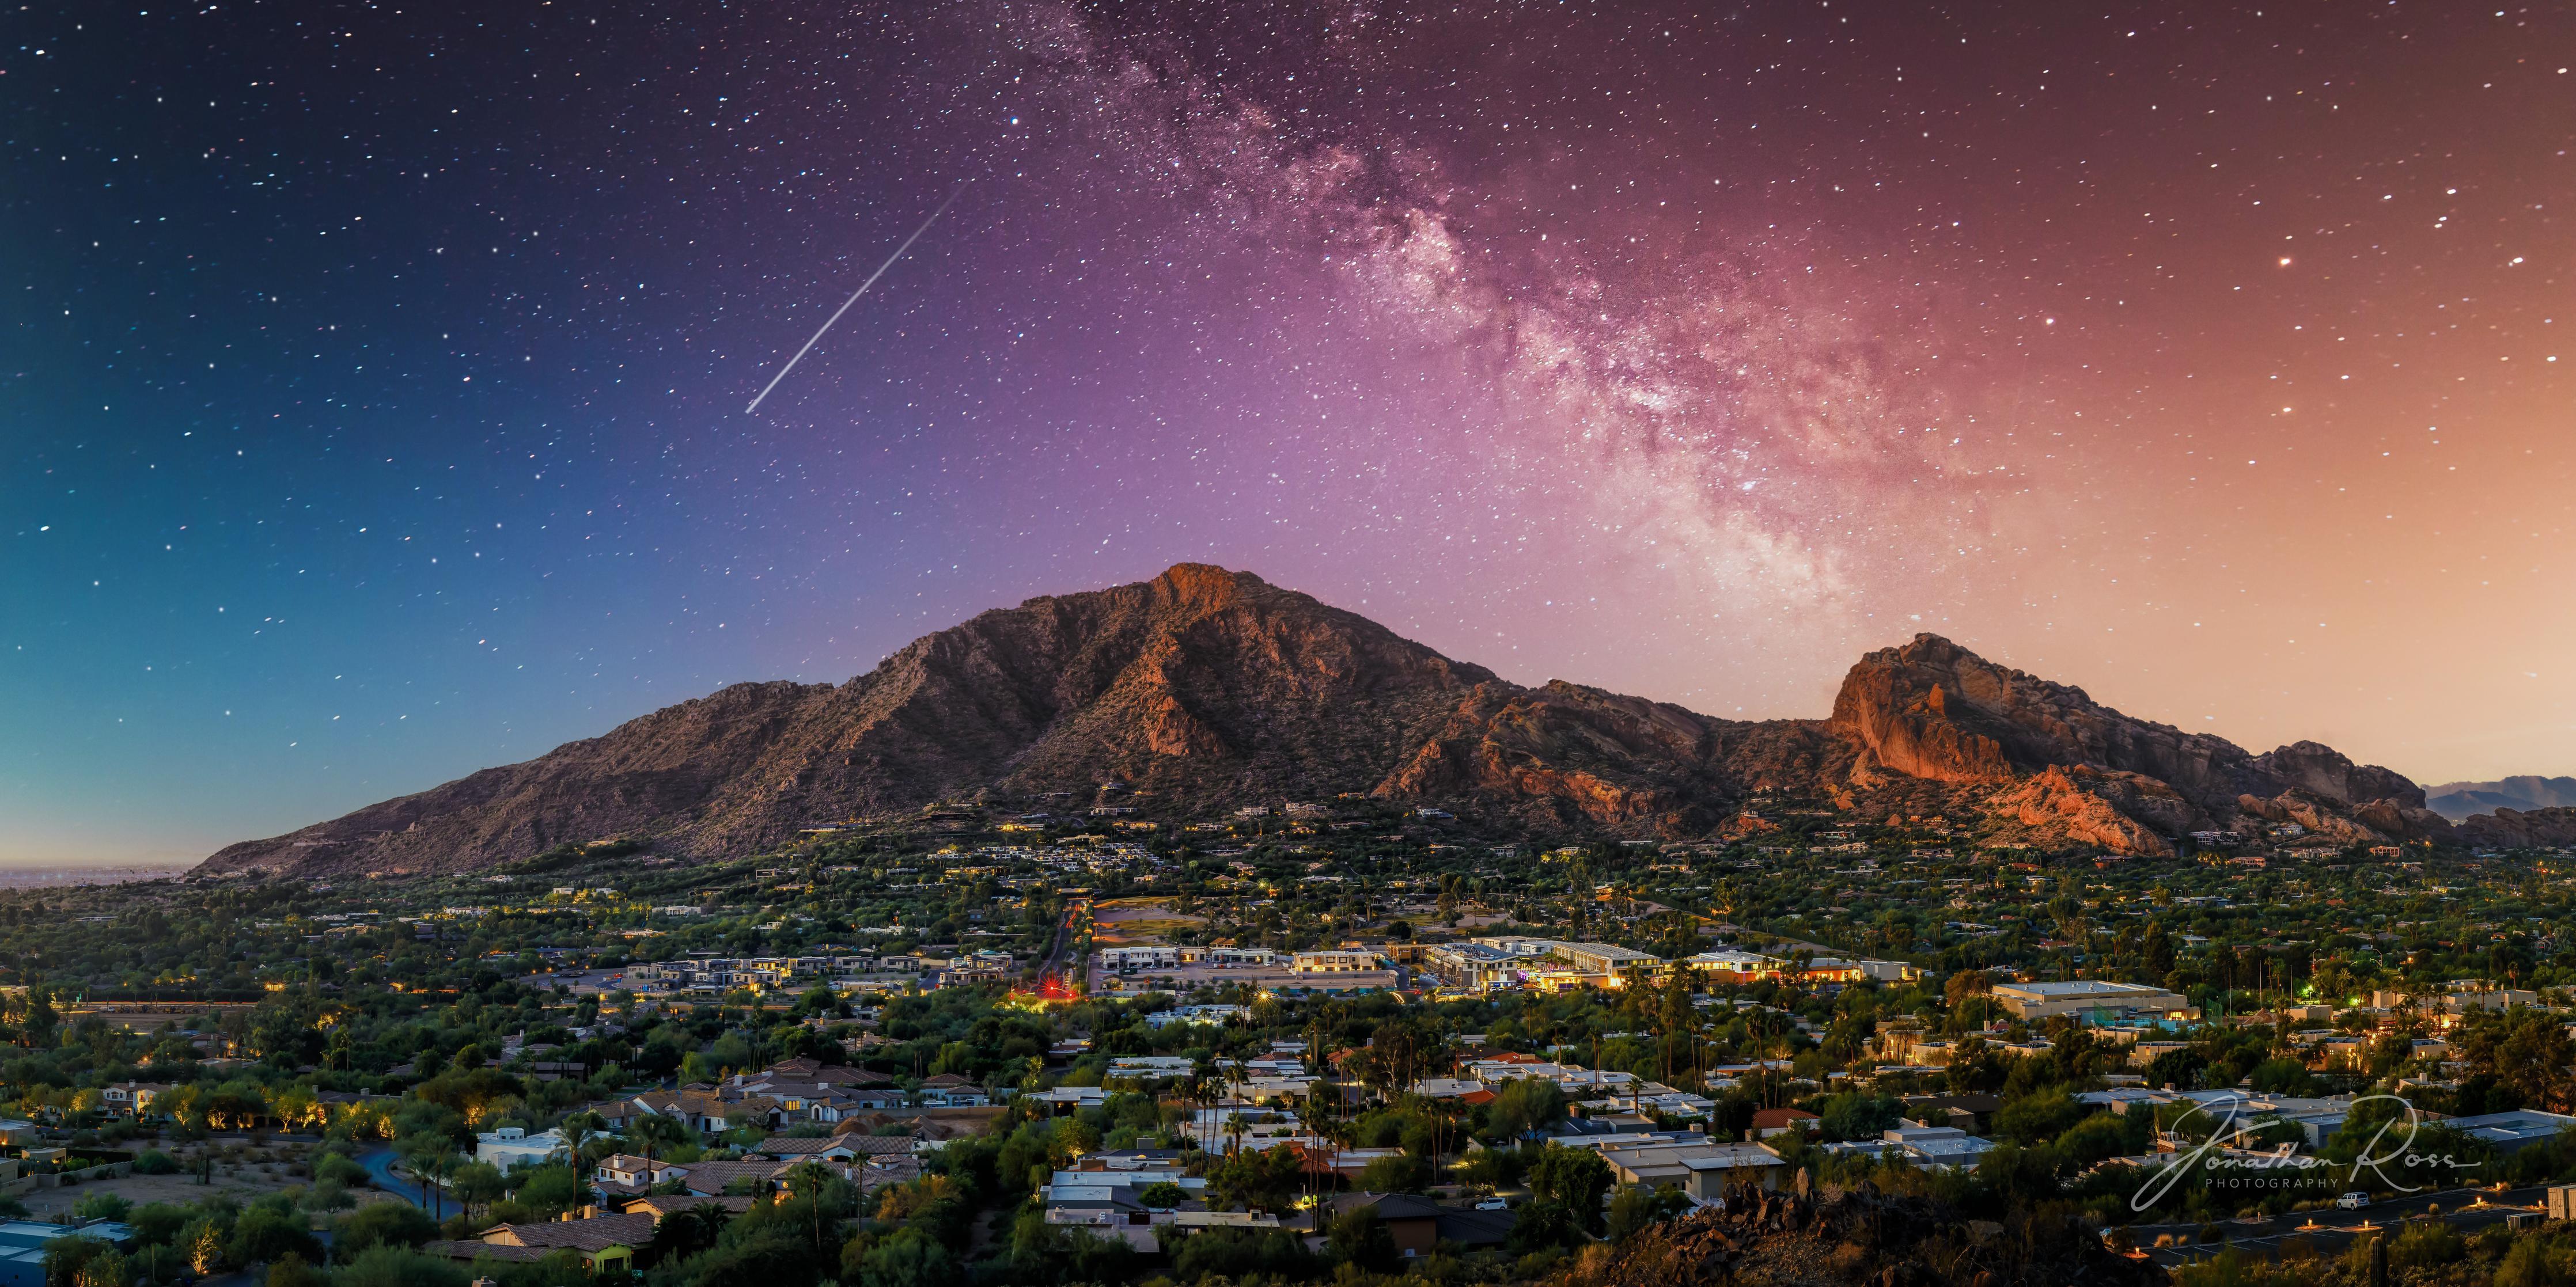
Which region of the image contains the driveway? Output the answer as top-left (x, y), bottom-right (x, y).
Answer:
top-left (355, 1146), bottom-right (446, 1214)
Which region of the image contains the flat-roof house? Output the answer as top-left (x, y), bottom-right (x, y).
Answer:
top-left (1990, 980), bottom-right (2196, 1022)
top-left (476, 1126), bottom-right (569, 1169)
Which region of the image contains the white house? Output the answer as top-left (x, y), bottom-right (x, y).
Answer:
top-left (478, 1126), bottom-right (570, 1168)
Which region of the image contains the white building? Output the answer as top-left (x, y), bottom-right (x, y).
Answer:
top-left (476, 1126), bottom-right (569, 1168)
top-left (1990, 980), bottom-right (2195, 1022)
top-left (1097, 946), bottom-right (1181, 973)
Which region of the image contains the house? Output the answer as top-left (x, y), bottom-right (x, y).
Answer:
top-left (427, 1213), bottom-right (655, 1273)
top-left (618, 1195), bottom-right (759, 1221)
top-left (1106, 1056), bottom-right (1198, 1080)
top-left (628, 1087), bottom-right (781, 1134)
top-left (1021, 1086), bottom-right (1110, 1116)
top-left (1881, 1123), bottom-right (1998, 1171)
top-left (805, 1085), bottom-right (910, 1119)
top-left (816, 1132), bottom-right (926, 1161)
top-left (0, 1219), bottom-right (133, 1287)
top-left (729, 1061), bottom-right (900, 1117)
top-left (98, 1083), bottom-right (172, 1118)
top-left (1042, 1152), bottom-right (1209, 1237)
top-left (1323, 1193), bottom-right (1456, 1258)
top-left (2445, 1109), bottom-right (2576, 1155)
top-left (1898, 1094), bottom-right (2004, 1135)
top-left (476, 1126), bottom-right (569, 1169)
top-left (755, 1137), bottom-right (862, 1163)
top-left (825, 1106), bottom-right (1008, 1150)
top-left (914, 1074), bottom-right (991, 1108)
top-left (1592, 1138), bottom-right (1786, 1199)
top-left (592, 1153), bottom-right (685, 1192)
top-left (661, 1159), bottom-right (789, 1197)
top-left (1750, 1108), bottom-right (1819, 1139)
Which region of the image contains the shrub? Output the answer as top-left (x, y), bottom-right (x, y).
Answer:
top-left (266, 1252), bottom-right (324, 1287)
top-left (71, 1194), bottom-right (134, 1223)
top-left (131, 1151), bottom-right (180, 1176)
top-left (330, 1246), bottom-right (469, 1287)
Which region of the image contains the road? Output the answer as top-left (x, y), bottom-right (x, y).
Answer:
top-left (2134, 1185), bottom-right (2543, 1266)
top-left (1035, 901), bottom-right (1083, 989)
top-left (357, 1145), bottom-right (446, 1214)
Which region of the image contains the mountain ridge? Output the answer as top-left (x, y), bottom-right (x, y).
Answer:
top-left (198, 564), bottom-right (2456, 875)
top-left (2423, 774), bottom-right (2576, 821)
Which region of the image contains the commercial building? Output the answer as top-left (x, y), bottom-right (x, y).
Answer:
top-left (1990, 980), bottom-right (2196, 1022)
top-left (1097, 946), bottom-right (1181, 972)
top-left (1422, 942), bottom-right (1527, 993)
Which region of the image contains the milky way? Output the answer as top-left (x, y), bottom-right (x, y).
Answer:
top-left (3, 0), bottom-right (2570, 863)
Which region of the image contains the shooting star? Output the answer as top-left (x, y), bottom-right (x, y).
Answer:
top-left (745, 185), bottom-right (964, 415)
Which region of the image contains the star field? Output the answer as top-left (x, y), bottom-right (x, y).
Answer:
top-left (3, 1), bottom-right (2570, 864)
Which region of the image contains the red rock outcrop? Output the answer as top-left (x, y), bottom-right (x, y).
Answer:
top-left (2454, 806), bottom-right (2576, 849)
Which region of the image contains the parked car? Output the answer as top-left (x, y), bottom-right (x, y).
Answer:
top-left (2337, 1192), bottom-right (2371, 1210)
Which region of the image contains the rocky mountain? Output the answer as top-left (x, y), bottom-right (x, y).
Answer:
top-left (198, 564), bottom-right (2457, 876)
top-left (2452, 806), bottom-right (2576, 850)
top-left (2425, 775), bottom-right (2576, 821)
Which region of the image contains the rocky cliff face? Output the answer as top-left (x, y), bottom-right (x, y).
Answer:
top-left (199, 567), bottom-right (2460, 875)
top-left (1825, 634), bottom-right (2446, 850)
top-left (2454, 806), bottom-right (2576, 850)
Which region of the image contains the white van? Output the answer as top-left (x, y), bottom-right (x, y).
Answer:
top-left (2336, 1192), bottom-right (2370, 1210)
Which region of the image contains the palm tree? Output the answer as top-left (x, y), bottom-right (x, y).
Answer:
top-left (627, 1113), bottom-right (690, 1179)
top-left (785, 1160), bottom-right (834, 1255)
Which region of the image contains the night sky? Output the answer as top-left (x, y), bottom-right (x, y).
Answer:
top-left (6, 1), bottom-right (2571, 865)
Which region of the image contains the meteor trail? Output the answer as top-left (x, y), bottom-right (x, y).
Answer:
top-left (745, 185), bottom-right (964, 415)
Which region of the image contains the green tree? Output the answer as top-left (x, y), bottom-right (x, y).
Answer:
top-left (1605, 1184), bottom-right (1689, 1244)
top-left (641, 1202), bottom-right (731, 1267)
top-left (842, 1227), bottom-right (958, 1287)
top-left (448, 1162), bottom-right (507, 1222)
top-left (1525, 1145), bottom-right (1612, 1233)
top-left (1204, 1144), bottom-right (1306, 1213)
top-left (331, 1202), bottom-right (441, 1260)
top-left (1486, 1078), bottom-right (1567, 1140)
top-left (229, 1204), bottom-right (323, 1267)
top-left (1325, 1208), bottom-right (1398, 1272)
top-left (70, 1194), bottom-right (132, 1224)
top-left (1355, 1152), bottom-right (1432, 1194)
top-left (329, 1246), bottom-right (469, 1287)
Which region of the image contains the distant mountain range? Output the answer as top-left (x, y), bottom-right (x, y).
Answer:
top-left (2424, 776), bottom-right (2576, 821)
top-left (197, 564), bottom-right (2571, 875)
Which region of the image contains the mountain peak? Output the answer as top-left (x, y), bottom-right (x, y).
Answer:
top-left (196, 573), bottom-right (2455, 876)
top-left (1147, 561), bottom-right (1269, 608)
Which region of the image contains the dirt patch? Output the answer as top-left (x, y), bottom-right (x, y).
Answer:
top-left (1090, 901), bottom-right (1207, 944)
top-left (18, 1169), bottom-right (404, 1218)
